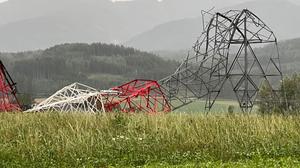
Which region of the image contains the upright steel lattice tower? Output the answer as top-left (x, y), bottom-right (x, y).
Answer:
top-left (160, 9), bottom-right (282, 112)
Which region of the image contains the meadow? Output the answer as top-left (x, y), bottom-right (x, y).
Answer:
top-left (1, 110), bottom-right (300, 167)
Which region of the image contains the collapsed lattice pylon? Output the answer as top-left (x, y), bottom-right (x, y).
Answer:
top-left (0, 61), bottom-right (21, 112)
top-left (160, 9), bottom-right (282, 112)
top-left (26, 83), bottom-right (108, 113)
top-left (103, 79), bottom-right (171, 113)
top-left (27, 80), bottom-right (171, 113)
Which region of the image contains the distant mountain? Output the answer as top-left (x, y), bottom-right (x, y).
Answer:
top-left (126, 0), bottom-right (300, 51)
top-left (0, 0), bottom-right (245, 52)
top-left (0, 0), bottom-right (297, 52)
top-left (0, 0), bottom-right (244, 26)
top-left (126, 18), bottom-right (202, 52)
top-left (0, 0), bottom-right (134, 51)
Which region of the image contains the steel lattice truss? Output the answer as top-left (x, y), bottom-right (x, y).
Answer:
top-left (0, 61), bottom-right (21, 112)
top-left (160, 9), bottom-right (282, 112)
top-left (103, 79), bottom-right (171, 113)
top-left (26, 80), bottom-right (171, 113)
top-left (26, 83), bottom-right (107, 113)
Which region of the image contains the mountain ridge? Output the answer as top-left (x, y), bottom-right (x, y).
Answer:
top-left (125, 0), bottom-right (300, 51)
top-left (0, 0), bottom-right (262, 52)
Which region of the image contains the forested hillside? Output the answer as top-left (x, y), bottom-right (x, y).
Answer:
top-left (0, 43), bottom-right (178, 98)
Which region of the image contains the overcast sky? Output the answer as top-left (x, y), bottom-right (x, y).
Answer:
top-left (112, 0), bottom-right (300, 5)
top-left (0, 0), bottom-right (299, 5)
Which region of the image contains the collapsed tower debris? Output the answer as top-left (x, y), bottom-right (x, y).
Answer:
top-left (104, 79), bottom-right (171, 113)
top-left (27, 80), bottom-right (171, 113)
top-left (26, 9), bottom-right (282, 113)
top-left (0, 61), bottom-right (21, 112)
top-left (160, 9), bottom-right (282, 112)
top-left (26, 83), bottom-right (107, 113)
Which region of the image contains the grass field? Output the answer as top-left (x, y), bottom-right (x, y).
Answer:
top-left (1, 112), bottom-right (300, 167)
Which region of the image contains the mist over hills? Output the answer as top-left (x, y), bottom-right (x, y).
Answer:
top-left (0, 0), bottom-right (289, 52)
top-left (0, 0), bottom-right (212, 51)
top-left (127, 18), bottom-right (202, 53)
top-left (0, 0), bottom-right (133, 51)
top-left (126, 0), bottom-right (300, 51)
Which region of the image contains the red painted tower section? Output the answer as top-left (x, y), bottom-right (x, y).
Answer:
top-left (0, 61), bottom-right (21, 112)
top-left (104, 79), bottom-right (171, 113)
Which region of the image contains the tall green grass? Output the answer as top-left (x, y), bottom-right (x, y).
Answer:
top-left (1, 112), bottom-right (300, 167)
